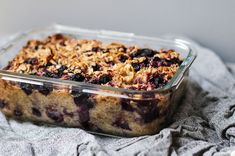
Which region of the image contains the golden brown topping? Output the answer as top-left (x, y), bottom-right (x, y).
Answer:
top-left (5, 34), bottom-right (183, 90)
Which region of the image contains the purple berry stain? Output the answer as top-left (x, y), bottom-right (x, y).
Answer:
top-left (32, 107), bottom-right (41, 117)
top-left (0, 100), bottom-right (6, 108)
top-left (112, 118), bottom-right (131, 130)
top-left (46, 107), bottom-right (64, 123)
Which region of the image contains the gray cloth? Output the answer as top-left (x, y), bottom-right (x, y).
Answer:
top-left (0, 36), bottom-right (235, 156)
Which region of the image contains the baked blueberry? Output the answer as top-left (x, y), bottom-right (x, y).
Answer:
top-left (43, 70), bottom-right (60, 78)
top-left (35, 84), bottom-right (53, 96)
top-left (142, 106), bottom-right (159, 123)
top-left (91, 47), bottom-right (99, 52)
top-left (78, 104), bottom-right (90, 124)
top-left (24, 58), bottom-right (38, 65)
top-left (138, 49), bottom-right (155, 57)
top-left (69, 73), bottom-right (85, 82)
top-left (151, 57), bottom-right (162, 67)
top-left (71, 87), bottom-right (82, 95)
top-left (166, 58), bottom-right (183, 66)
top-left (136, 100), bottom-right (159, 123)
top-left (32, 107), bottom-right (41, 117)
top-left (98, 74), bottom-right (112, 84)
top-left (73, 94), bottom-right (94, 109)
top-left (92, 64), bottom-right (101, 71)
top-left (121, 99), bottom-right (134, 112)
top-left (20, 83), bottom-right (33, 95)
top-left (73, 94), bottom-right (89, 106)
top-left (46, 62), bottom-right (53, 67)
top-left (0, 100), bottom-right (6, 108)
top-left (130, 48), bottom-right (155, 58)
top-left (46, 107), bottom-right (64, 123)
top-left (119, 55), bottom-right (128, 63)
top-left (152, 74), bottom-right (167, 88)
top-left (58, 65), bottom-right (68, 74)
top-left (131, 63), bottom-right (141, 72)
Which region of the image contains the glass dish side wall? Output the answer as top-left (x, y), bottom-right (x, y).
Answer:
top-left (0, 74), bottom-right (187, 137)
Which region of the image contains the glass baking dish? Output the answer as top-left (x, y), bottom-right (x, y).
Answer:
top-left (0, 24), bottom-right (196, 137)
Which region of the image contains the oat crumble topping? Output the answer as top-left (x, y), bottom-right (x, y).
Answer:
top-left (5, 34), bottom-right (183, 90)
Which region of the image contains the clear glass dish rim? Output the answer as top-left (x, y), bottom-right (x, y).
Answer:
top-left (0, 24), bottom-right (197, 95)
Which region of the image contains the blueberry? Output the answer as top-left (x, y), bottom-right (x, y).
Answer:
top-left (73, 93), bottom-right (94, 128)
top-left (43, 70), bottom-right (60, 78)
top-left (129, 51), bottom-right (140, 58)
top-left (98, 74), bottom-right (112, 84)
top-left (32, 107), bottom-right (41, 117)
top-left (57, 65), bottom-right (67, 74)
top-left (136, 100), bottom-right (159, 123)
top-left (71, 87), bottom-right (81, 95)
top-left (20, 83), bottom-right (33, 95)
top-left (131, 63), bottom-right (141, 72)
top-left (152, 56), bottom-right (161, 61)
top-left (59, 41), bottom-right (66, 46)
top-left (78, 104), bottom-right (90, 124)
top-left (14, 107), bottom-right (23, 116)
top-left (112, 118), bottom-right (131, 130)
top-left (130, 49), bottom-right (155, 58)
top-left (86, 100), bottom-right (94, 109)
top-left (34, 45), bottom-right (39, 50)
top-left (0, 100), bottom-right (6, 108)
top-left (92, 64), bottom-right (101, 71)
top-left (91, 47), bottom-right (99, 52)
top-left (151, 57), bottom-right (182, 67)
top-left (46, 62), bottom-right (53, 67)
top-left (141, 105), bottom-right (159, 123)
top-left (121, 99), bottom-right (134, 112)
top-left (141, 58), bottom-right (150, 67)
top-left (73, 94), bottom-right (89, 106)
top-left (73, 94), bottom-right (94, 109)
top-left (24, 58), bottom-right (38, 65)
top-left (138, 49), bottom-right (155, 57)
top-left (89, 79), bottom-right (100, 84)
top-left (35, 84), bottom-right (53, 96)
top-left (69, 73), bottom-right (85, 82)
top-left (166, 58), bottom-right (183, 66)
top-left (151, 57), bottom-right (162, 67)
top-left (46, 107), bottom-right (64, 123)
top-left (119, 55), bottom-right (128, 63)
top-left (152, 74), bottom-right (166, 88)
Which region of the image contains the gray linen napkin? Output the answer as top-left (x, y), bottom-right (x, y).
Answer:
top-left (0, 36), bottom-right (235, 156)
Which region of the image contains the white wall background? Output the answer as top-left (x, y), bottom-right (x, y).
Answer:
top-left (0, 0), bottom-right (235, 62)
